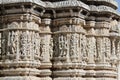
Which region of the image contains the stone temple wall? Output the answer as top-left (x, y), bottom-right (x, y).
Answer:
top-left (0, 0), bottom-right (120, 80)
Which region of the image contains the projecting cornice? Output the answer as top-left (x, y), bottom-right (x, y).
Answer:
top-left (90, 5), bottom-right (120, 17)
top-left (0, 0), bottom-right (46, 7)
top-left (52, 0), bottom-right (90, 10)
top-left (0, 0), bottom-right (120, 20)
top-left (87, 0), bottom-right (118, 9)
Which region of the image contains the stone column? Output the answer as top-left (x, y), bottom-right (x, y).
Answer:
top-left (39, 18), bottom-right (52, 80)
top-left (84, 19), bottom-right (96, 80)
top-left (0, 14), bottom-right (41, 80)
top-left (109, 23), bottom-right (119, 80)
top-left (52, 17), bottom-right (87, 80)
top-left (95, 18), bottom-right (117, 80)
top-left (116, 38), bottom-right (120, 80)
top-left (116, 21), bottom-right (120, 80)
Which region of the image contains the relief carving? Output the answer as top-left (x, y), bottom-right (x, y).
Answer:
top-left (86, 37), bottom-right (96, 63)
top-left (53, 34), bottom-right (59, 58)
top-left (49, 38), bottom-right (53, 59)
top-left (8, 31), bottom-right (18, 55)
top-left (95, 37), bottom-right (102, 63)
top-left (20, 31), bottom-right (27, 60)
top-left (70, 33), bottom-right (79, 62)
top-left (58, 34), bottom-right (68, 58)
top-left (104, 38), bottom-right (111, 63)
top-left (1, 32), bottom-right (7, 58)
top-left (8, 22), bottom-right (19, 28)
top-left (34, 33), bottom-right (40, 59)
top-left (81, 35), bottom-right (88, 62)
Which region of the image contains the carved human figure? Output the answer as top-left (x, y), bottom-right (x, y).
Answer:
top-left (70, 33), bottom-right (79, 62)
top-left (95, 37), bottom-right (104, 63)
top-left (104, 38), bottom-right (111, 63)
top-left (59, 34), bottom-right (68, 57)
top-left (40, 36), bottom-right (46, 61)
top-left (53, 34), bottom-right (59, 57)
top-left (20, 31), bottom-right (27, 60)
top-left (81, 35), bottom-right (88, 62)
top-left (34, 33), bottom-right (40, 59)
top-left (1, 32), bottom-right (7, 59)
top-left (27, 31), bottom-right (31, 57)
top-left (49, 38), bottom-right (53, 59)
top-left (86, 36), bottom-right (96, 63)
top-left (9, 31), bottom-right (18, 55)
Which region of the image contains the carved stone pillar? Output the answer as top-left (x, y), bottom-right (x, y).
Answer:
top-left (116, 21), bottom-right (120, 80)
top-left (95, 19), bottom-right (117, 80)
top-left (0, 14), bottom-right (41, 80)
top-left (53, 17), bottom-right (87, 80)
top-left (109, 23), bottom-right (119, 80)
top-left (39, 18), bottom-right (52, 80)
top-left (84, 20), bottom-right (96, 80)
top-left (116, 38), bottom-right (120, 80)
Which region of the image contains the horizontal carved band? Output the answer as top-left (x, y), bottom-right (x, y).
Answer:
top-left (53, 18), bottom-right (85, 26)
top-left (0, 14), bottom-right (41, 24)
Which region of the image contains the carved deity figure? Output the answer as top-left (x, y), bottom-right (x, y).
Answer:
top-left (34, 33), bottom-right (40, 58)
top-left (9, 31), bottom-right (18, 55)
top-left (86, 36), bottom-right (96, 63)
top-left (40, 36), bottom-right (46, 60)
top-left (1, 32), bottom-right (7, 57)
top-left (49, 38), bottom-right (53, 59)
top-left (53, 35), bottom-right (59, 57)
top-left (95, 37), bottom-right (103, 63)
top-left (20, 31), bottom-right (27, 59)
top-left (70, 33), bottom-right (79, 62)
top-left (104, 38), bottom-right (111, 63)
top-left (59, 34), bottom-right (68, 57)
top-left (81, 35), bottom-right (88, 62)
top-left (26, 31), bottom-right (31, 57)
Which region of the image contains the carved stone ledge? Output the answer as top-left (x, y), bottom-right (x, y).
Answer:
top-left (53, 62), bottom-right (86, 70)
top-left (53, 77), bottom-right (85, 80)
top-left (96, 17), bottom-right (111, 22)
top-left (53, 31), bottom-right (86, 35)
top-left (40, 63), bottom-right (52, 69)
top-left (85, 21), bottom-right (96, 28)
top-left (41, 18), bottom-right (51, 26)
top-left (109, 33), bottom-right (119, 38)
top-left (95, 35), bottom-right (110, 37)
top-left (95, 70), bottom-right (117, 78)
top-left (0, 28), bottom-right (40, 32)
top-left (90, 5), bottom-right (120, 17)
top-left (0, 14), bottom-right (41, 24)
top-left (0, 76), bottom-right (41, 80)
top-left (84, 70), bottom-right (96, 77)
top-left (95, 22), bottom-right (110, 28)
top-left (87, 0), bottom-right (118, 9)
top-left (0, 61), bottom-right (41, 68)
top-left (53, 0), bottom-right (90, 10)
top-left (0, 0), bottom-right (46, 7)
top-left (95, 63), bottom-right (116, 71)
top-left (0, 68), bottom-right (40, 76)
top-left (53, 69), bottom-right (86, 77)
top-left (85, 63), bottom-right (96, 70)
top-left (56, 12), bottom-right (85, 19)
top-left (38, 69), bottom-right (52, 77)
top-left (53, 18), bottom-right (85, 26)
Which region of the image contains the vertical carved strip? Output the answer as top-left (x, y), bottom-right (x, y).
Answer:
top-left (0, 32), bottom-right (2, 61)
top-left (39, 18), bottom-right (52, 80)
